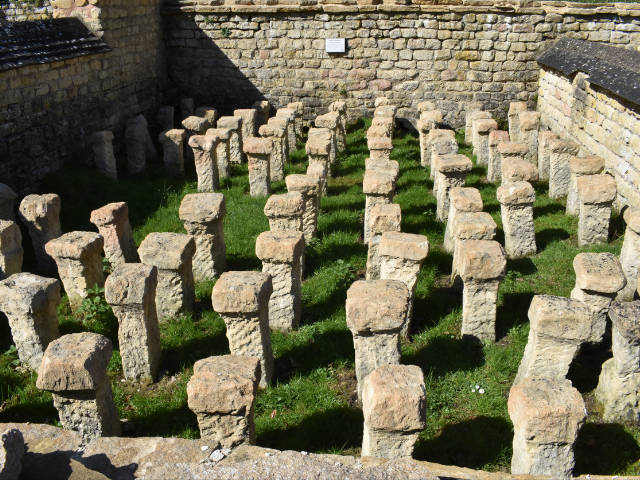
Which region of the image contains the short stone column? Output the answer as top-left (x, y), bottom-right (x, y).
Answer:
top-left (451, 212), bottom-right (498, 282)
top-left (235, 109), bottom-right (259, 144)
top-left (497, 181), bottom-right (537, 259)
top-left (90, 202), bottom-right (138, 266)
top-left (156, 106), bottom-right (174, 131)
top-left (365, 158), bottom-right (399, 181)
top-left (306, 163), bottom-right (326, 201)
top-left (366, 203), bottom-right (402, 280)
top-left (537, 130), bottom-right (559, 182)
top-left (206, 127), bottom-right (232, 180)
top-left (363, 170), bottom-right (396, 243)
top-left (464, 104), bottom-right (486, 145)
top-left (252, 100), bottom-right (269, 127)
top-left (256, 230), bottom-right (304, 331)
top-left (212, 271), bottom-right (274, 387)
top-left (379, 232), bottom-right (429, 338)
top-left (316, 112), bottom-right (340, 165)
top-left (469, 111), bottom-right (492, 150)
top-left (287, 101), bottom-right (305, 138)
top-left (0, 273), bottom-right (60, 371)
top-left (375, 96), bottom-right (391, 107)
top-left (495, 142), bottom-right (528, 184)
top-left (190, 134), bottom-right (220, 192)
top-left (307, 127), bottom-right (332, 183)
top-left (138, 232), bottom-right (196, 320)
top-left (507, 101), bottom-right (527, 142)
top-left (459, 240), bottom-right (506, 342)
top-left (418, 110), bottom-right (443, 167)
top-left (518, 111), bottom-right (540, 165)
top-left (187, 355), bottom-right (260, 447)
top-left (549, 138), bottom-right (581, 199)
top-left (244, 137), bottom-right (272, 197)
top-left (374, 105), bottom-right (397, 122)
top-left (180, 97), bottom-right (194, 120)
top-left (269, 117), bottom-right (290, 163)
top-left (0, 183), bottom-right (18, 221)
top-left (501, 157), bottom-right (539, 184)
top-left (346, 279), bottom-right (409, 400)
top-left (90, 131), bottom-right (117, 180)
top-left (426, 129), bottom-right (457, 178)
top-left (36, 333), bottom-right (121, 442)
top-left (433, 153), bottom-right (472, 222)
top-left (596, 300), bottom-right (640, 422)
top-left (276, 108), bottom-right (297, 152)
top-left (371, 116), bottom-right (394, 138)
top-left (362, 364), bottom-right (426, 459)
top-left (264, 192), bottom-right (304, 232)
top-left (45, 232), bottom-right (105, 309)
top-left (217, 116), bottom-right (243, 165)
top-left (619, 207), bottom-right (640, 301)
top-left (566, 156), bottom-right (604, 215)
top-left (367, 134), bottom-right (393, 163)
top-left (182, 115), bottom-right (211, 137)
top-left (158, 129), bottom-right (187, 177)
top-left (487, 130), bottom-right (510, 182)
top-left (195, 107), bottom-right (218, 127)
top-left (417, 100), bottom-right (436, 113)
top-left (472, 118), bottom-right (497, 166)
top-left (258, 123), bottom-right (286, 182)
top-left (328, 100), bottom-right (347, 151)
top-left (0, 220), bottom-right (23, 280)
top-left (578, 174), bottom-right (616, 246)
top-left (444, 187), bottom-right (482, 253)
top-left (570, 252), bottom-right (626, 344)
top-left (179, 193), bottom-right (226, 282)
top-left (509, 377), bottom-right (585, 479)
top-left (286, 174), bottom-right (320, 242)
top-left (515, 295), bottom-right (592, 384)
top-left (104, 263), bottom-right (161, 384)
top-left (125, 114), bottom-right (156, 175)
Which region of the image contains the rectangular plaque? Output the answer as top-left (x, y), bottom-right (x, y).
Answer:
top-left (325, 38), bottom-right (346, 53)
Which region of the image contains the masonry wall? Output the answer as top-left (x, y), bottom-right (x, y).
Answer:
top-left (538, 67), bottom-right (640, 209)
top-left (0, 1), bottom-right (52, 22)
top-left (162, 1), bottom-right (640, 126)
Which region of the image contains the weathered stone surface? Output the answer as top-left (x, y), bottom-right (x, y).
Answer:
top-left (517, 111), bottom-right (540, 166)
top-left (264, 192), bottom-right (304, 233)
top-left (212, 271), bottom-right (273, 387)
top-left (306, 127), bottom-right (331, 189)
top-left (138, 232), bottom-right (196, 320)
top-left (433, 154), bottom-right (472, 222)
top-left (501, 158), bottom-right (539, 184)
top-left (374, 105), bottom-right (397, 121)
top-left (104, 263), bottom-right (161, 384)
top-left (366, 203), bottom-right (402, 281)
top-left (90, 131), bottom-right (117, 180)
top-left (286, 174), bottom-right (319, 242)
top-left (0, 428), bottom-right (24, 480)
top-left (417, 110), bottom-right (443, 168)
top-left (182, 115), bottom-right (210, 135)
top-left (0, 273), bottom-right (60, 371)
top-left (443, 187), bottom-right (482, 253)
top-left (252, 100), bottom-right (269, 128)
top-left (549, 138), bottom-right (581, 199)
top-left (205, 127), bottom-right (232, 179)
top-left (487, 130), bottom-right (510, 183)
top-left (187, 355), bottom-right (260, 448)
top-left (45, 231), bottom-right (105, 309)
top-left (417, 101), bottom-right (436, 113)
top-left (217, 116), bottom-right (244, 165)
top-left (368, 134), bottom-right (393, 163)
top-left (362, 364), bottom-right (426, 459)
top-left (0, 183), bottom-right (18, 221)
top-left (158, 129), bottom-right (187, 177)
top-left (125, 114), bottom-right (156, 175)
top-left (276, 108), bottom-right (297, 155)
top-left (566, 156), bottom-right (605, 215)
top-left (179, 193), bottom-right (226, 282)
top-left (465, 109), bottom-right (490, 146)
top-left (89, 202), bottom-right (137, 266)
top-left (365, 158), bottom-right (399, 180)
top-left (497, 181), bottom-right (536, 259)
top-left (509, 377), bottom-right (585, 479)
top-left (196, 107), bottom-right (219, 127)
top-left (18, 193), bottom-right (61, 275)
top-left (619, 207), bottom-right (640, 300)
top-left (537, 130), bottom-right (559, 182)
top-left (425, 129), bottom-right (457, 173)
top-left (363, 169), bottom-right (396, 243)
top-left (288, 101), bottom-right (305, 138)
top-left (471, 118), bottom-right (497, 166)
top-left (259, 122), bottom-right (286, 183)
top-left (190, 134), bottom-right (220, 193)
top-left (316, 112), bottom-right (340, 164)
top-left (578, 174), bottom-right (616, 246)
top-left (507, 102), bottom-right (527, 142)
top-left (244, 137), bottom-right (272, 198)
top-left (0, 220), bottom-right (23, 280)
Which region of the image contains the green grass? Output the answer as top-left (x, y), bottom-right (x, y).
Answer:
top-left (1, 118), bottom-right (639, 474)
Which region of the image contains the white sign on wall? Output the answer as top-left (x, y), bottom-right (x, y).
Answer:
top-left (325, 38), bottom-right (346, 53)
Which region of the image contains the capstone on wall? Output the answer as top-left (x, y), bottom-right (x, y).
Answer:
top-left (0, 1), bottom-right (53, 22)
top-left (538, 67), bottom-right (640, 209)
top-left (162, 2), bottom-right (640, 126)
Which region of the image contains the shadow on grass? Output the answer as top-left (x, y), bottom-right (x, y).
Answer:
top-left (129, 404), bottom-right (198, 439)
top-left (403, 335), bottom-right (485, 378)
top-left (0, 396), bottom-right (57, 424)
top-left (226, 254), bottom-right (262, 272)
top-left (568, 339), bottom-right (611, 393)
top-left (537, 227), bottom-right (571, 249)
top-left (574, 422), bottom-right (640, 475)
top-left (496, 291), bottom-right (534, 339)
top-left (413, 416), bottom-right (512, 469)
top-left (534, 202), bottom-right (566, 217)
top-left (507, 257), bottom-right (537, 276)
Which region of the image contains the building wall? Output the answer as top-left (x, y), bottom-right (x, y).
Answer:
top-left (0, 1), bottom-right (53, 22)
top-left (538, 67), bottom-right (640, 209)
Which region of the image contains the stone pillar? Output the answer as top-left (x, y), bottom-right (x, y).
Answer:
top-left (515, 295), bottom-right (592, 384)
top-left (316, 112), bottom-right (340, 166)
top-left (244, 137), bottom-right (273, 197)
top-left (276, 108), bottom-right (297, 154)
top-left (417, 100), bottom-right (436, 113)
top-left (468, 111), bottom-right (492, 149)
top-left (269, 117), bottom-right (290, 164)
top-left (217, 116), bottom-right (243, 165)
top-left (459, 240), bottom-right (506, 342)
top-left (234, 109), bottom-right (259, 143)
top-left (252, 100), bottom-right (270, 128)
top-left (570, 252), bottom-right (626, 344)
top-left (509, 377), bottom-right (585, 479)
top-left (286, 174), bottom-right (320, 242)
top-left (374, 105), bottom-right (397, 126)
top-left (537, 130), bottom-right (559, 182)
top-left (104, 263), bottom-right (161, 384)
top-left (259, 123), bottom-right (286, 182)
top-left (501, 157), bottom-right (539, 184)
top-left (264, 192), bottom-right (304, 232)
top-left (287, 101), bottom-right (305, 138)
top-left (549, 138), bottom-right (581, 199)
top-left (487, 130), bottom-right (510, 182)
top-left (156, 106), bottom-right (174, 132)
top-left (90, 131), bottom-right (117, 180)
top-left (125, 114), bottom-right (156, 175)
top-left (463, 101), bottom-right (485, 145)
top-left (306, 163), bottom-right (326, 202)
top-left (307, 127), bottom-right (332, 185)
top-left (363, 170), bottom-right (396, 243)
top-left (206, 128), bottom-right (232, 180)
top-left (182, 115), bottom-right (211, 138)
top-left (158, 129), bottom-right (187, 177)
top-left (195, 107), bottom-right (218, 128)
top-left (44, 232), bottom-right (104, 309)
top-left (472, 118), bottom-right (497, 166)
top-left (507, 101), bottom-right (527, 142)
top-left (138, 232), bottom-right (196, 320)
top-left (451, 212), bottom-right (497, 283)
top-left (190, 134), bottom-right (220, 193)
top-left (566, 155), bottom-right (604, 215)
top-left (366, 204), bottom-right (402, 280)
top-left (426, 129), bottom-right (457, 179)
top-left (0, 183), bottom-right (18, 221)
top-left (418, 110), bottom-right (443, 167)
top-left (578, 174), bottom-right (616, 246)
top-left (366, 158), bottom-right (399, 181)
top-left (444, 187), bottom-right (482, 253)
top-left (619, 207), bottom-right (640, 301)
top-left (180, 98), bottom-right (195, 120)
top-left (328, 100), bottom-right (347, 151)
top-left (371, 116), bottom-right (394, 139)
top-left (379, 232), bottom-right (429, 338)
top-left (497, 181), bottom-right (537, 259)
top-left (367, 134), bottom-right (393, 163)
top-left (495, 142), bottom-right (528, 184)
top-left (90, 202), bottom-right (137, 266)
top-left (362, 364), bottom-right (426, 459)
top-left (346, 279), bottom-right (409, 400)
top-left (0, 273), bottom-right (60, 371)
top-left (256, 230), bottom-right (304, 331)
top-left (596, 300), bottom-right (640, 422)
top-left (0, 220), bottom-right (23, 280)
top-left (187, 355), bottom-right (260, 448)
top-left (36, 333), bottom-right (121, 442)
top-left (375, 97), bottom-right (391, 107)
top-left (518, 111), bottom-right (540, 165)
top-left (433, 153), bottom-right (472, 222)
top-left (212, 271), bottom-right (274, 387)
top-left (179, 193), bottom-right (226, 282)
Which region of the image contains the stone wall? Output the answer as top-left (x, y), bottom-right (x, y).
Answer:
top-left (538, 66), bottom-right (640, 209)
top-left (0, 1), bottom-right (52, 22)
top-left (162, 1), bottom-right (640, 125)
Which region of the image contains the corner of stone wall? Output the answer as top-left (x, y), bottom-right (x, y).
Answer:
top-left (51, 0), bottom-right (103, 35)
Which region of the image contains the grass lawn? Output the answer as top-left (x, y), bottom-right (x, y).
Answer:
top-left (1, 117), bottom-right (639, 474)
